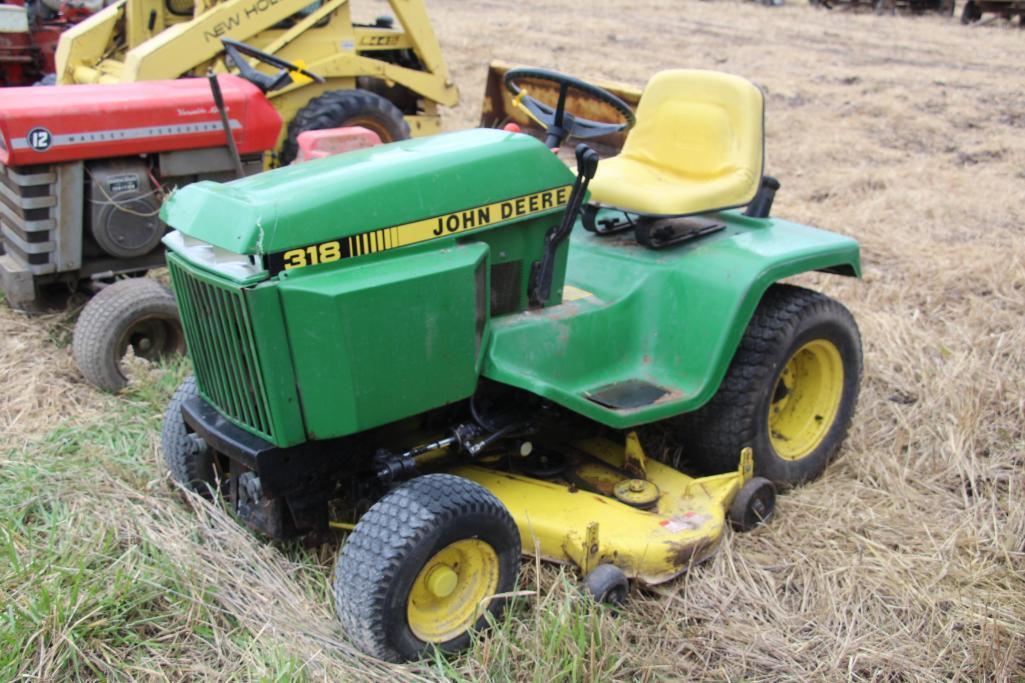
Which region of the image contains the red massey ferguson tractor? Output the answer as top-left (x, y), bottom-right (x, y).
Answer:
top-left (0, 0), bottom-right (95, 87)
top-left (0, 48), bottom-right (301, 389)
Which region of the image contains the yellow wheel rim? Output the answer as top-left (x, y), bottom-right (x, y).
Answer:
top-left (768, 339), bottom-right (844, 461)
top-left (407, 539), bottom-right (500, 644)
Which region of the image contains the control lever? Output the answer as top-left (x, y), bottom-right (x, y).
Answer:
top-left (529, 144), bottom-right (599, 307)
top-left (207, 71), bottom-right (246, 179)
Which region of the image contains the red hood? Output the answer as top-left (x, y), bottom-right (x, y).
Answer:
top-left (0, 75), bottom-right (281, 166)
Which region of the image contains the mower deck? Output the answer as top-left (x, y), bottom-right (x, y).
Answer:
top-left (450, 434), bottom-right (750, 585)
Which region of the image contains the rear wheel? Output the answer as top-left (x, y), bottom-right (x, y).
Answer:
top-left (72, 278), bottom-right (184, 392)
top-left (280, 89), bottom-right (410, 164)
top-left (335, 474), bottom-right (520, 662)
top-left (675, 284), bottom-right (862, 488)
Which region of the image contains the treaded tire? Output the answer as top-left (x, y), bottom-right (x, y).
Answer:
top-left (335, 474), bottom-right (520, 662)
top-left (72, 278), bottom-right (184, 392)
top-left (161, 375), bottom-right (217, 494)
top-left (675, 284), bottom-right (862, 488)
top-left (280, 89), bottom-right (410, 164)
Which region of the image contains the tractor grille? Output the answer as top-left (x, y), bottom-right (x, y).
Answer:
top-left (0, 160), bottom-right (58, 273)
top-left (167, 255), bottom-right (275, 441)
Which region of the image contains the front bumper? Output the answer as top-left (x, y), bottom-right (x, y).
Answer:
top-left (182, 396), bottom-right (348, 501)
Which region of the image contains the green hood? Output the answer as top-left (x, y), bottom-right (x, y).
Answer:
top-left (160, 128), bottom-right (576, 256)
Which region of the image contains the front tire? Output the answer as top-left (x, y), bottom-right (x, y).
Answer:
top-left (280, 89), bottom-right (410, 164)
top-left (676, 284), bottom-right (862, 487)
top-left (72, 278), bottom-right (184, 392)
top-left (335, 474), bottom-right (520, 662)
top-left (161, 375), bottom-right (218, 494)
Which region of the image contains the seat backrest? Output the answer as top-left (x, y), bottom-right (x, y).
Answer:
top-left (621, 70), bottom-right (763, 185)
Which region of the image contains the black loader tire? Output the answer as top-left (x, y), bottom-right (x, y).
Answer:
top-left (675, 284), bottom-right (862, 488)
top-left (280, 89), bottom-right (410, 164)
top-left (161, 375), bottom-right (217, 494)
top-left (72, 278), bottom-right (184, 392)
top-left (335, 474), bottom-right (520, 662)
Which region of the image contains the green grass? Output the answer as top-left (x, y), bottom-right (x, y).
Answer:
top-left (0, 360), bottom-right (308, 680)
top-left (0, 357), bottom-right (639, 681)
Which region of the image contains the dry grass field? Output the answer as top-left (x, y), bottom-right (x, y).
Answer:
top-left (2, 0), bottom-right (1024, 680)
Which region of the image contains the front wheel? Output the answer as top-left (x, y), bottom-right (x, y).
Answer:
top-left (675, 284), bottom-right (862, 488)
top-left (335, 474), bottom-right (520, 662)
top-left (161, 375), bottom-right (219, 494)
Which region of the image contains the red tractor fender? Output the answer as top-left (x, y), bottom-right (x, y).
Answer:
top-left (0, 75), bottom-right (281, 165)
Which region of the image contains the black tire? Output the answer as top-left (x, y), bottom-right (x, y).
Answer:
top-left (280, 89), bottom-right (410, 164)
top-left (675, 284), bottom-right (862, 488)
top-left (72, 278), bottom-right (184, 392)
top-left (161, 375), bottom-right (217, 494)
top-left (584, 564), bottom-right (629, 605)
top-left (335, 474), bottom-right (520, 662)
top-left (729, 477), bottom-right (776, 532)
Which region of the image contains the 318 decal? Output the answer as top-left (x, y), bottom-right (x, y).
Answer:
top-left (281, 241), bottom-right (342, 269)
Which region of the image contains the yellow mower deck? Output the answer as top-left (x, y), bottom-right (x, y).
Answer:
top-left (449, 434), bottom-right (752, 585)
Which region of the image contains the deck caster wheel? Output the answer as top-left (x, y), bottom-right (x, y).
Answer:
top-left (161, 375), bottom-right (218, 494)
top-left (674, 284), bottom-right (862, 488)
top-left (334, 474), bottom-right (520, 662)
top-left (72, 278), bottom-right (184, 392)
top-left (584, 564), bottom-right (629, 605)
top-left (961, 0), bottom-right (982, 22)
top-left (729, 477), bottom-right (776, 532)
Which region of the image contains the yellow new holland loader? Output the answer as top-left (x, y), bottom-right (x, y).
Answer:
top-left (53, 0), bottom-right (458, 161)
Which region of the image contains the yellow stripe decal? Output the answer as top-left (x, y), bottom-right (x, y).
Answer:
top-left (272, 185), bottom-right (574, 273)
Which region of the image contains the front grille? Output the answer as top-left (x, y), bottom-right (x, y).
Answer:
top-left (167, 255), bottom-right (275, 441)
top-left (0, 160), bottom-right (58, 273)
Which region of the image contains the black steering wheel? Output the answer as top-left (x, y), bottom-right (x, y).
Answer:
top-left (503, 67), bottom-right (636, 149)
top-left (221, 38), bottom-right (324, 93)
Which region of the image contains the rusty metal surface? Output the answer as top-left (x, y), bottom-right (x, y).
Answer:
top-left (481, 59), bottom-right (641, 158)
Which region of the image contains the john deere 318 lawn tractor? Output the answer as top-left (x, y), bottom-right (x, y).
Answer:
top-left (160, 68), bottom-right (863, 662)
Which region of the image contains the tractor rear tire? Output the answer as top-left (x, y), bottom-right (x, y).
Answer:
top-left (334, 474), bottom-right (520, 662)
top-left (280, 89), bottom-right (410, 165)
top-left (674, 284), bottom-right (862, 488)
top-left (161, 375), bottom-right (218, 494)
top-left (72, 278), bottom-right (184, 392)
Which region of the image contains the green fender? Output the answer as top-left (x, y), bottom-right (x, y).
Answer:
top-left (483, 211), bottom-right (861, 429)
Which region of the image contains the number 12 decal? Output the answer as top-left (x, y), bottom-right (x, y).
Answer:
top-left (27, 127), bottom-right (52, 152)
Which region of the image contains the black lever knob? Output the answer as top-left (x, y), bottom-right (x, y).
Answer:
top-left (575, 144), bottom-right (599, 180)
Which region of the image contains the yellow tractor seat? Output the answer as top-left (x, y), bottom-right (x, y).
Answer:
top-left (587, 70), bottom-right (764, 217)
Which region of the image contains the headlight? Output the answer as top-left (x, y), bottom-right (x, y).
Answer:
top-left (162, 230), bottom-right (266, 282)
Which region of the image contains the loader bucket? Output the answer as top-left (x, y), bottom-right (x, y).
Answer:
top-left (480, 60), bottom-right (641, 158)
